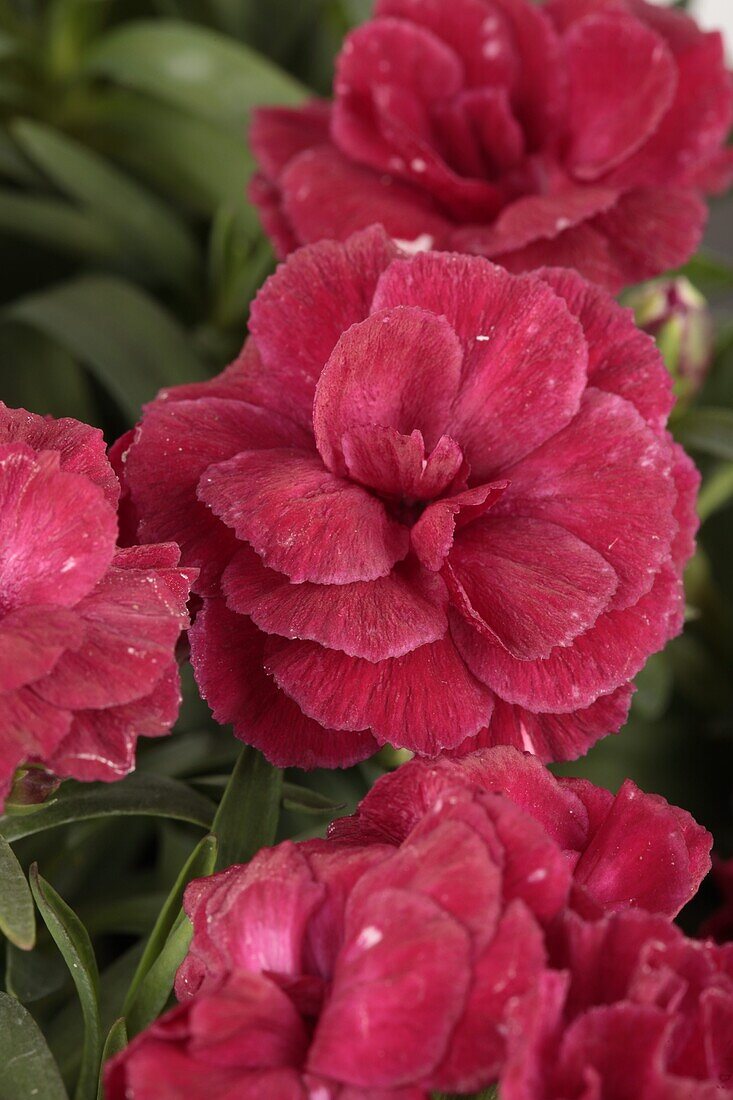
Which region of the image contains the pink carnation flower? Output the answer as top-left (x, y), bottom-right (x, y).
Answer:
top-left (121, 229), bottom-right (697, 768)
top-left (250, 0), bottom-right (732, 291)
top-left (501, 909), bottom-right (733, 1099)
top-left (106, 747), bottom-right (711, 1098)
top-left (330, 747), bottom-right (712, 921)
top-left (0, 404), bottom-right (196, 805)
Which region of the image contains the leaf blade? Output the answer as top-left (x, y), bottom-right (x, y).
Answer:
top-left (0, 774), bottom-right (216, 842)
top-left (29, 866), bottom-right (101, 1100)
top-left (86, 19), bottom-right (306, 129)
top-left (0, 835), bottom-right (35, 950)
top-left (212, 746), bottom-right (283, 871)
top-left (0, 991), bottom-right (69, 1100)
top-left (3, 275), bottom-right (206, 420)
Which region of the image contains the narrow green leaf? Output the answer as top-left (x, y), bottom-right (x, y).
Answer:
top-left (675, 407), bottom-right (733, 461)
top-left (677, 251), bottom-right (733, 292)
top-left (0, 323), bottom-right (96, 424)
top-left (0, 189), bottom-right (118, 260)
top-left (86, 19), bottom-right (306, 129)
top-left (3, 275), bottom-right (206, 420)
top-left (0, 991), bottom-right (69, 1100)
top-left (81, 89), bottom-right (254, 215)
top-left (282, 783), bottom-right (346, 817)
top-left (6, 939), bottom-right (77, 1003)
top-left (30, 866), bottom-right (101, 1100)
top-left (97, 1018), bottom-right (127, 1100)
top-left (125, 911), bottom-right (192, 1037)
top-left (0, 835), bottom-right (34, 949)
top-left (124, 835), bottom-right (217, 1014)
top-left (207, 201), bottom-right (272, 328)
top-left (11, 119), bottom-right (200, 292)
top-left (0, 774), bottom-right (216, 842)
top-left (697, 462), bottom-right (733, 522)
top-left (212, 746), bottom-right (283, 871)
top-left (632, 652), bottom-right (673, 721)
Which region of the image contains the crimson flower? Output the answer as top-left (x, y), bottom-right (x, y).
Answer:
top-left (0, 404), bottom-right (196, 806)
top-left (250, 0), bottom-right (732, 291)
top-left (106, 747), bottom-right (711, 1098)
top-left (329, 747), bottom-right (712, 920)
top-left (501, 909), bottom-right (733, 1100)
top-left (122, 228), bottom-right (697, 768)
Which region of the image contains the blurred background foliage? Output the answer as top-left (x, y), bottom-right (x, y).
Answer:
top-left (0, 0), bottom-right (731, 1094)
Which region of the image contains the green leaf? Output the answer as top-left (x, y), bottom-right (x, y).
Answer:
top-left (0, 323), bottom-right (95, 423)
top-left (632, 652), bottom-right (673, 721)
top-left (125, 910), bottom-right (192, 1037)
top-left (86, 19), bottom-right (306, 129)
top-left (697, 462), bottom-right (733, 522)
top-left (3, 275), bottom-right (206, 421)
top-left (80, 89), bottom-right (254, 216)
top-left (97, 1019), bottom-right (127, 1100)
top-left (0, 189), bottom-right (118, 260)
top-left (207, 201), bottom-right (272, 328)
top-left (212, 746), bottom-right (283, 871)
top-left (677, 251), bottom-right (733, 293)
top-left (675, 407), bottom-right (733, 461)
top-left (11, 119), bottom-right (200, 292)
top-left (0, 835), bottom-right (34, 950)
top-left (0, 991), bottom-right (69, 1100)
top-left (0, 774), bottom-right (216, 842)
top-left (6, 939), bottom-right (75, 1003)
top-left (124, 834), bottom-right (217, 1015)
top-left (30, 866), bottom-right (101, 1100)
top-left (282, 783), bottom-right (346, 817)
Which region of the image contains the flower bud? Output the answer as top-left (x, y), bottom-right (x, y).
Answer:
top-left (628, 277), bottom-right (713, 413)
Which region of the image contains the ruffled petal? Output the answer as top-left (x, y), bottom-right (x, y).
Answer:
top-left (190, 599), bottom-right (378, 769)
top-left (263, 634), bottom-right (494, 754)
top-left (279, 146), bottom-right (450, 252)
top-left (308, 888), bottom-right (471, 1087)
top-left (564, 12), bottom-right (676, 180)
top-left (222, 545), bottom-right (447, 661)
top-left (125, 396), bottom-right (306, 595)
top-left (536, 267), bottom-right (673, 430)
top-left (250, 100), bottom-right (332, 180)
top-left (248, 225), bottom-right (399, 425)
top-left (0, 444), bottom-right (116, 611)
top-left (371, 253), bottom-right (589, 476)
top-left (313, 306), bottom-right (463, 474)
top-left (0, 606), bottom-right (83, 693)
top-left (199, 449), bottom-right (409, 585)
top-left (451, 686), bottom-right (634, 763)
top-left (447, 514), bottom-right (618, 660)
top-left (496, 388), bottom-right (677, 609)
top-left (452, 563), bottom-right (680, 713)
top-left (0, 402), bottom-right (119, 508)
top-left (34, 553), bottom-right (190, 710)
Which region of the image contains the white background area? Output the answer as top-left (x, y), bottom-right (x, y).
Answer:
top-left (688, 0), bottom-right (733, 47)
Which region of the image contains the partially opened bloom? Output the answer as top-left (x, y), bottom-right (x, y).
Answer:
top-left (329, 747), bottom-right (712, 920)
top-left (112, 783), bottom-right (563, 1096)
top-left (107, 748), bottom-right (711, 1098)
top-left (501, 909), bottom-right (733, 1100)
top-left (0, 404), bottom-right (196, 806)
top-left (250, 0), bottom-right (733, 290)
top-left (121, 228), bottom-right (698, 768)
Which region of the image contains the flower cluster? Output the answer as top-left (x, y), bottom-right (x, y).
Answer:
top-left (503, 910), bottom-right (733, 1099)
top-left (119, 227), bottom-right (697, 769)
top-left (105, 748), bottom-right (714, 1098)
top-left (250, 0), bottom-right (733, 290)
top-left (0, 403), bottom-right (195, 806)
